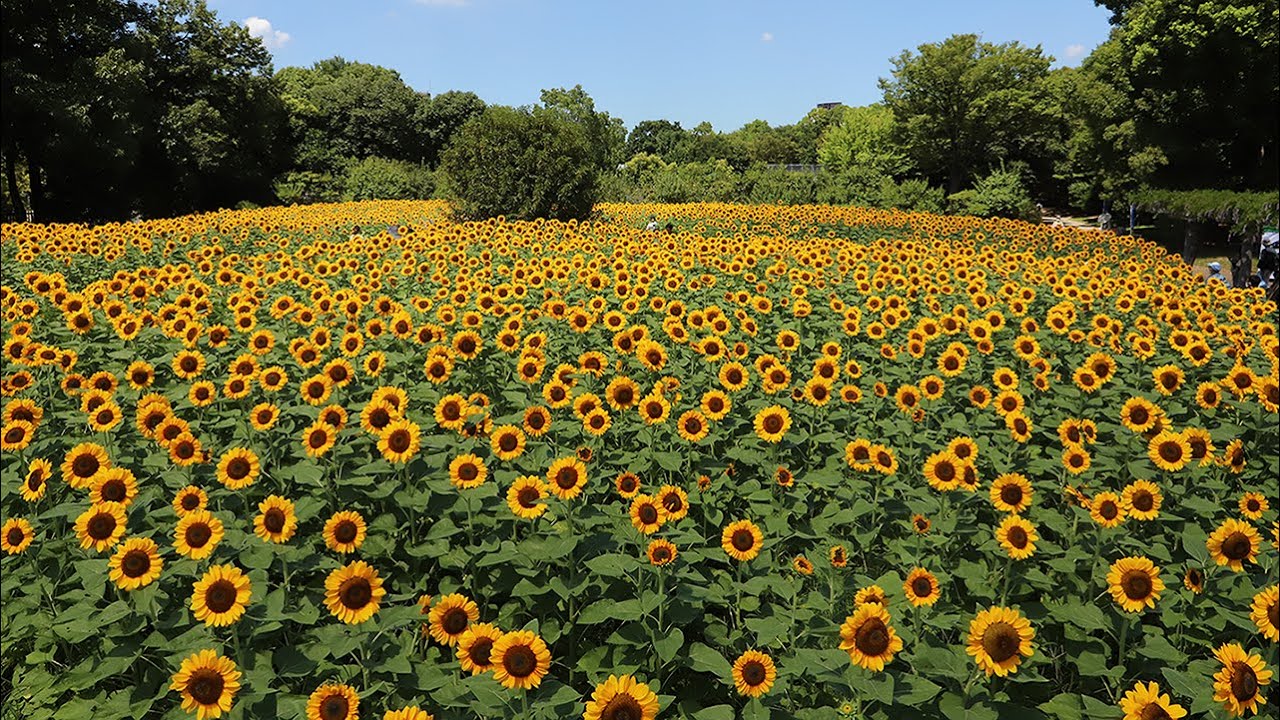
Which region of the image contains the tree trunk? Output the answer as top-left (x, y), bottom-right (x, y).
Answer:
top-left (3, 144), bottom-right (23, 222)
top-left (1230, 227), bottom-right (1256, 289)
top-left (23, 140), bottom-right (44, 222)
top-left (1182, 220), bottom-right (1201, 266)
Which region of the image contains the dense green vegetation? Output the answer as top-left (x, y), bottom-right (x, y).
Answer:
top-left (2, 0), bottom-right (1276, 225)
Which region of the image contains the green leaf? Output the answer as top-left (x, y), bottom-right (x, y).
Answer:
top-left (1038, 694), bottom-right (1083, 720)
top-left (692, 705), bottom-right (736, 720)
top-left (687, 642), bottom-right (732, 678)
top-left (894, 675), bottom-right (942, 705)
top-left (938, 693), bottom-right (999, 720)
top-left (656, 628), bottom-right (684, 664)
top-left (578, 599), bottom-right (642, 624)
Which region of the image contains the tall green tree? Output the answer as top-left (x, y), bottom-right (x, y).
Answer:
top-left (817, 104), bottom-right (911, 176)
top-left (879, 34), bottom-right (1060, 195)
top-left (625, 120), bottom-right (688, 161)
top-left (419, 90), bottom-right (486, 167)
top-left (540, 85), bottom-right (626, 170)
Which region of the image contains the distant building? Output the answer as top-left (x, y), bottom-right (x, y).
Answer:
top-left (816, 102), bottom-right (843, 110)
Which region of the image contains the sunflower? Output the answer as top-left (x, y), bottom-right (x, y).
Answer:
top-left (1207, 519), bottom-right (1260, 572)
top-left (0, 419), bottom-right (34, 451)
top-left (989, 473), bottom-right (1033, 514)
top-left (215, 448), bottom-right (260, 490)
top-left (1120, 397), bottom-right (1162, 433)
top-left (829, 544), bottom-right (848, 568)
top-left (384, 707), bottom-right (433, 720)
top-left (427, 593), bottom-right (481, 647)
top-left (168, 432), bottom-right (203, 466)
top-left (521, 405), bottom-right (552, 437)
top-left (838, 603), bottom-right (903, 671)
top-left (753, 405), bottom-right (791, 443)
top-left (324, 560), bottom-right (385, 624)
top-left (191, 564), bottom-right (252, 627)
top-left (109, 537), bottom-right (163, 590)
top-left (606, 376), bottom-right (641, 409)
top-left (1147, 431), bottom-right (1190, 472)
top-left (546, 456), bottom-right (587, 500)
top-left (1090, 492), bottom-right (1126, 528)
top-left (903, 568), bottom-right (941, 606)
top-left (923, 451), bottom-right (963, 492)
top-left (301, 421), bottom-right (337, 458)
top-left (1196, 381), bottom-right (1222, 409)
top-left (636, 540), bottom-right (676, 571)
top-left (254, 495), bottom-right (298, 544)
top-left (629, 494), bottom-right (667, 535)
top-left (1061, 445), bottom-right (1091, 475)
top-left (442, 453), bottom-right (485, 490)
top-left (75, 501), bottom-right (127, 552)
top-left (306, 683), bottom-right (359, 720)
top-left (1119, 681), bottom-right (1187, 720)
top-left (701, 389), bottom-right (731, 419)
top-left (62, 442), bottom-right (110, 489)
top-left (456, 622), bottom-right (503, 674)
top-left (1250, 585), bottom-right (1279, 642)
top-left (377, 418), bottom-right (420, 464)
top-left (722, 520), bottom-right (763, 562)
top-left (1122, 480), bottom-right (1162, 521)
top-left (174, 485), bottom-right (208, 517)
top-left (89, 467), bottom-right (138, 507)
top-left (170, 649), bottom-right (241, 720)
top-left (323, 510), bottom-right (367, 554)
top-left (1183, 567), bottom-right (1205, 594)
top-left (490, 630), bottom-right (552, 690)
top-left (676, 410), bottom-right (710, 442)
top-left (615, 472), bottom-right (642, 499)
top-left (1211, 643), bottom-right (1272, 717)
top-left (995, 515), bottom-right (1037, 560)
top-left (490, 425), bottom-right (527, 461)
top-left (732, 650), bottom-right (777, 697)
top-left (656, 485), bottom-right (689, 521)
top-left (175, 510), bottom-right (224, 560)
top-left (855, 585), bottom-right (887, 606)
top-left (249, 403), bottom-right (280, 431)
top-left (506, 476), bottom-right (548, 520)
top-left (637, 393), bottom-right (670, 425)
top-left (966, 606), bottom-right (1035, 677)
top-left (583, 674), bottom-right (660, 720)
top-left (1107, 556), bottom-right (1165, 613)
top-left (1239, 492), bottom-right (1269, 521)
top-left (1, 518), bottom-right (34, 555)
top-left (20, 458), bottom-right (51, 502)
top-left (793, 555), bottom-right (815, 575)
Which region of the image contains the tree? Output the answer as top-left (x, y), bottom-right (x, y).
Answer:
top-left (625, 120), bottom-right (688, 161)
top-left (540, 85), bottom-right (626, 170)
top-left (418, 91), bottom-right (486, 167)
top-left (343, 157), bottom-right (435, 201)
top-left (948, 166), bottom-right (1039, 221)
top-left (788, 106), bottom-right (844, 164)
top-left (879, 34), bottom-right (1060, 195)
top-left (440, 106), bottom-right (598, 221)
top-left (1108, 0), bottom-right (1278, 191)
top-left (817, 105), bottom-right (911, 177)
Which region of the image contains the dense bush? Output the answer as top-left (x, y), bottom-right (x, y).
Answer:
top-left (948, 168), bottom-right (1039, 221)
top-left (440, 107), bottom-right (599, 221)
top-left (343, 158), bottom-right (434, 202)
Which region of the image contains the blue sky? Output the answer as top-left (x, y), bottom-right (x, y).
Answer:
top-left (217, 0), bottom-right (1114, 131)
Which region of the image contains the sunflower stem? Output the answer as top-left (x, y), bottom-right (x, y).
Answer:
top-left (521, 688), bottom-right (530, 720)
top-left (998, 557), bottom-right (1014, 606)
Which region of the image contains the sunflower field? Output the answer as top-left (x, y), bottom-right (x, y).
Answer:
top-left (0, 200), bottom-right (1277, 720)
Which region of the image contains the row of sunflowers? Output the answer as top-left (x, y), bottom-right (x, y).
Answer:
top-left (0, 199), bottom-right (1276, 720)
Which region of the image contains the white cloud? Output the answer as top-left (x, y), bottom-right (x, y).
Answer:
top-left (1064, 43), bottom-right (1086, 60)
top-left (761, 32), bottom-right (774, 43)
top-left (244, 17), bottom-right (291, 49)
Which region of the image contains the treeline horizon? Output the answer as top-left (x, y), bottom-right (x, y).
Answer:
top-left (2, 0), bottom-right (1276, 223)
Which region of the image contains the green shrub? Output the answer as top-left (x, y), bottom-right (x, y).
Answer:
top-left (948, 168), bottom-right (1038, 221)
top-left (440, 106), bottom-right (598, 221)
top-left (273, 170), bottom-right (343, 205)
top-left (878, 178), bottom-right (947, 214)
top-left (343, 157), bottom-right (434, 201)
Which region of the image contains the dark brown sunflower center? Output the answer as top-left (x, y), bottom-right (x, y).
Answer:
top-left (662, 494), bottom-right (683, 513)
top-left (186, 522), bottom-right (213, 548)
top-left (26, 470), bottom-right (44, 491)
top-left (339, 577), bottom-right (373, 610)
top-left (731, 529), bottom-right (755, 551)
top-left (1246, 499), bottom-right (1260, 512)
top-left (88, 513), bottom-right (117, 540)
top-left (517, 487), bottom-right (541, 508)
top-left (458, 462), bottom-right (479, 482)
top-left (1000, 485), bottom-right (1024, 506)
top-left (1158, 442), bottom-right (1182, 463)
top-left (503, 645), bottom-right (537, 677)
top-left (308, 430), bottom-right (328, 448)
top-left (468, 637), bottom-right (494, 666)
top-left (762, 414), bottom-right (783, 433)
top-left (174, 441), bottom-right (196, 459)
top-left (912, 577), bottom-right (933, 598)
top-left (181, 493), bottom-right (201, 511)
top-left (320, 693), bottom-right (349, 720)
top-left (1007, 526), bottom-right (1029, 548)
top-left (1222, 533), bottom-right (1252, 560)
top-left (554, 468), bottom-right (578, 489)
top-left (187, 668), bottom-right (225, 706)
top-left (527, 412), bottom-right (546, 429)
top-left (1230, 662), bottom-right (1258, 701)
top-left (121, 550), bottom-right (150, 578)
top-left (1122, 570), bottom-right (1153, 600)
top-left (328, 519), bottom-right (357, 545)
top-left (226, 458), bottom-right (251, 479)
top-left (1132, 491), bottom-right (1154, 512)
top-left (652, 547), bottom-right (671, 562)
top-left (180, 357), bottom-right (198, 372)
top-left (4, 426), bottom-right (25, 443)
top-left (981, 622), bottom-right (1021, 663)
top-left (1139, 704), bottom-right (1171, 720)
top-left (936, 462), bottom-right (956, 482)
top-left (263, 508), bottom-right (286, 533)
top-left (1130, 407), bottom-right (1149, 425)
top-left (1268, 600), bottom-right (1278, 628)
top-left (1099, 501), bottom-right (1119, 520)
top-left (73, 454), bottom-right (101, 478)
top-left (741, 660), bottom-right (767, 686)
top-left (499, 434), bottom-right (519, 451)
top-left (854, 618), bottom-right (890, 656)
top-left (205, 579), bottom-right (237, 613)
top-left (442, 607), bottom-right (470, 635)
top-left (387, 430), bottom-right (411, 453)
top-left (684, 417), bottom-right (703, 434)
top-left (639, 504), bottom-right (659, 525)
top-left (6, 527), bottom-right (25, 546)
